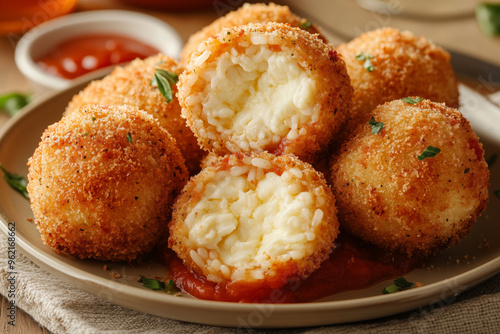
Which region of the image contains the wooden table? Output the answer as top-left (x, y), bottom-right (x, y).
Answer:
top-left (1, 0), bottom-right (500, 333)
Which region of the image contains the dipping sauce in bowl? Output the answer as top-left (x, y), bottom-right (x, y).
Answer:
top-left (36, 34), bottom-right (160, 79)
top-left (15, 10), bottom-right (183, 95)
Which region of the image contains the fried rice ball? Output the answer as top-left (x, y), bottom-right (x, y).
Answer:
top-left (330, 98), bottom-right (489, 257)
top-left (65, 54), bottom-right (205, 175)
top-left (169, 152), bottom-right (339, 293)
top-left (178, 22), bottom-right (352, 164)
top-left (337, 27), bottom-right (459, 133)
top-left (181, 2), bottom-right (326, 64)
top-left (27, 104), bottom-right (189, 262)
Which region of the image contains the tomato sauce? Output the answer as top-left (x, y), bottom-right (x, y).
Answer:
top-left (165, 232), bottom-right (417, 303)
top-left (36, 34), bottom-right (160, 79)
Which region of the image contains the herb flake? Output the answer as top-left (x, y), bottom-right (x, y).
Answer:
top-left (299, 20), bottom-right (312, 29)
top-left (0, 92), bottom-right (31, 117)
top-left (418, 146), bottom-right (441, 160)
top-left (368, 117), bottom-right (384, 134)
top-left (402, 97), bottom-right (423, 104)
top-left (355, 52), bottom-right (375, 72)
top-left (476, 3), bottom-right (500, 36)
top-left (139, 275), bottom-right (179, 294)
top-left (126, 132), bottom-right (132, 143)
top-left (0, 164), bottom-right (29, 199)
top-left (382, 277), bottom-right (415, 294)
top-left (152, 69), bottom-right (179, 103)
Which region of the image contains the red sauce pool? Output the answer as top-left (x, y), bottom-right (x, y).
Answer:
top-left (165, 232), bottom-right (417, 303)
top-left (36, 34), bottom-right (160, 79)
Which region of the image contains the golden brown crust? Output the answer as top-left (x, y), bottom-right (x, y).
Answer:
top-left (28, 104), bottom-right (189, 261)
top-left (169, 152), bottom-right (339, 286)
top-left (330, 98), bottom-right (489, 257)
top-left (181, 2), bottom-right (327, 64)
top-left (337, 27), bottom-right (459, 134)
top-left (65, 54), bottom-right (205, 175)
top-left (178, 22), bottom-right (352, 164)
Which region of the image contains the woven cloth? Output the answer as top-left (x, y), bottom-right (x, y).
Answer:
top-left (1, 231), bottom-right (500, 334)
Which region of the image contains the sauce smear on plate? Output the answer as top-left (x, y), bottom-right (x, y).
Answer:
top-left (165, 233), bottom-right (416, 303)
top-left (36, 34), bottom-right (159, 79)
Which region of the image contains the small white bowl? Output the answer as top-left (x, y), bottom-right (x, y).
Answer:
top-left (15, 10), bottom-right (183, 96)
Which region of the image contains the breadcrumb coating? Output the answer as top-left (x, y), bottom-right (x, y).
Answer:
top-left (65, 54), bottom-right (205, 175)
top-left (178, 22), bottom-right (352, 164)
top-left (330, 98), bottom-right (489, 257)
top-left (337, 27), bottom-right (459, 134)
top-left (181, 2), bottom-right (326, 64)
top-left (169, 152), bottom-right (339, 288)
top-left (28, 104), bottom-right (189, 261)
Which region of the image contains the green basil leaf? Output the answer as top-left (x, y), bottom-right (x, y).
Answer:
top-left (394, 277), bottom-right (415, 289)
top-left (476, 3), bottom-right (500, 36)
top-left (383, 277), bottom-right (415, 294)
top-left (140, 275), bottom-right (165, 290)
top-left (153, 69), bottom-right (179, 103)
top-left (139, 275), bottom-right (179, 294)
top-left (401, 97), bottom-right (423, 104)
top-left (0, 164), bottom-right (29, 199)
top-left (418, 146), bottom-right (441, 160)
top-left (0, 92), bottom-right (31, 116)
top-left (299, 20), bottom-right (312, 29)
top-left (382, 284), bottom-right (399, 294)
top-left (367, 117), bottom-right (384, 134)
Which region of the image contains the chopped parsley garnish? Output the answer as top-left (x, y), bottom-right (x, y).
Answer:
top-left (486, 154), bottom-right (497, 166)
top-left (495, 190), bottom-right (500, 199)
top-left (355, 52), bottom-right (375, 72)
top-left (368, 117), bottom-right (384, 134)
top-left (0, 164), bottom-right (29, 199)
top-left (0, 92), bottom-right (31, 117)
top-left (382, 277), bottom-right (415, 294)
top-left (139, 275), bottom-right (179, 294)
top-left (299, 20), bottom-right (312, 29)
top-left (152, 69), bottom-right (179, 103)
top-left (126, 132), bottom-right (132, 143)
top-left (401, 97), bottom-right (423, 104)
top-left (418, 146), bottom-right (441, 160)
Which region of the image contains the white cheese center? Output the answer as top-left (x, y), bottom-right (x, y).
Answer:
top-left (200, 45), bottom-right (317, 152)
top-left (184, 168), bottom-right (321, 281)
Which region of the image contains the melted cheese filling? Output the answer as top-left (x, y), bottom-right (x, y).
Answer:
top-left (184, 167), bottom-right (323, 282)
top-left (199, 45), bottom-right (317, 153)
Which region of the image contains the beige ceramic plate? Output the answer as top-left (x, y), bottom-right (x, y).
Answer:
top-left (0, 79), bottom-right (499, 328)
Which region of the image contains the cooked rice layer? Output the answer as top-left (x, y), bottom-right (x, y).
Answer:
top-left (169, 152), bottom-right (339, 285)
top-left (178, 22), bottom-right (352, 163)
top-left (181, 2), bottom-right (327, 63)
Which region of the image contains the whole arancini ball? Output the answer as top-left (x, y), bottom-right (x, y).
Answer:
top-left (330, 98), bottom-right (489, 257)
top-left (28, 104), bottom-right (189, 262)
top-left (337, 28), bottom-right (459, 134)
